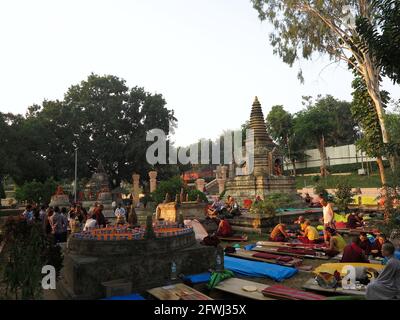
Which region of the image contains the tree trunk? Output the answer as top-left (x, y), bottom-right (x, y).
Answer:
top-left (318, 137), bottom-right (328, 177)
top-left (291, 159), bottom-right (297, 176)
top-left (376, 156), bottom-right (387, 185)
top-left (362, 54), bottom-right (390, 145)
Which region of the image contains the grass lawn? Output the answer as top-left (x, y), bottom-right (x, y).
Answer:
top-left (296, 173), bottom-right (383, 189)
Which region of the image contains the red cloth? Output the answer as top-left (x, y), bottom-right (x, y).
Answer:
top-left (262, 285), bottom-right (326, 300)
top-left (341, 242), bottom-right (369, 263)
top-left (277, 247), bottom-right (316, 256)
top-left (335, 221), bottom-right (347, 229)
top-left (216, 220), bottom-right (233, 237)
top-left (252, 252), bottom-right (293, 263)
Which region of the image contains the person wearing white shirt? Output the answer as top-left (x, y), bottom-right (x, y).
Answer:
top-left (114, 204), bottom-right (126, 225)
top-left (83, 214), bottom-right (98, 231)
top-left (320, 196), bottom-right (335, 243)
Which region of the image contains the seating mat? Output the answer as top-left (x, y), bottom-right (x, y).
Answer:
top-left (262, 285), bottom-right (326, 300)
top-left (252, 252), bottom-right (293, 263)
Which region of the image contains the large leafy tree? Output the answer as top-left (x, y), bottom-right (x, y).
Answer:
top-left (357, 0), bottom-right (400, 84)
top-left (4, 74), bottom-right (177, 187)
top-left (266, 105), bottom-right (306, 175)
top-left (351, 74), bottom-right (391, 184)
top-left (251, 0), bottom-right (391, 146)
top-left (293, 95), bottom-right (356, 176)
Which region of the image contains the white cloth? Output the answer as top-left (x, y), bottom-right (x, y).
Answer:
top-left (83, 218), bottom-right (97, 231)
top-left (323, 203), bottom-right (334, 225)
top-left (114, 207), bottom-right (126, 217)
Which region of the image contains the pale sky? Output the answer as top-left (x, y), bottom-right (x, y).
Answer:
top-left (0, 0), bottom-right (399, 146)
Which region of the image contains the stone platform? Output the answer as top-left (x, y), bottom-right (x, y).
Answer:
top-left (57, 232), bottom-right (218, 299)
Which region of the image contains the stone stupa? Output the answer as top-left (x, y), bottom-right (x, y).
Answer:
top-left (223, 97), bottom-right (297, 204)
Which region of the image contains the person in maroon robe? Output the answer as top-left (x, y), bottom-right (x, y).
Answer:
top-left (216, 217), bottom-right (233, 237)
top-left (371, 234), bottom-right (389, 258)
top-left (347, 211), bottom-right (363, 229)
top-left (341, 236), bottom-right (369, 263)
top-left (359, 232), bottom-right (372, 256)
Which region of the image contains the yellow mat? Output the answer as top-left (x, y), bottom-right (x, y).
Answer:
top-left (314, 263), bottom-right (384, 276)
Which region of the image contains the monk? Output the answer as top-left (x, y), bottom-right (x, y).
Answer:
top-left (270, 223), bottom-right (289, 242)
top-left (298, 220), bottom-right (320, 244)
top-left (294, 216), bottom-right (306, 234)
top-left (216, 217), bottom-right (233, 237)
top-left (366, 242), bottom-right (400, 300)
top-left (324, 227), bottom-right (346, 257)
top-left (347, 211), bottom-right (363, 229)
top-left (359, 232), bottom-right (372, 256)
top-left (341, 236), bottom-right (369, 263)
top-left (371, 234), bottom-right (389, 258)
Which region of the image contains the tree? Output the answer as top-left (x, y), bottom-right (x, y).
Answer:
top-left (293, 95), bottom-right (355, 176)
top-left (15, 178), bottom-right (58, 204)
top-left (357, 0), bottom-right (400, 84)
top-left (334, 181), bottom-right (355, 212)
top-left (266, 105), bottom-right (306, 175)
top-left (351, 74), bottom-right (391, 185)
top-left (3, 74), bottom-right (177, 187)
top-left (251, 0), bottom-right (391, 146)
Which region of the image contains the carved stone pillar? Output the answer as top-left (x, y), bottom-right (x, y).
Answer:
top-left (195, 179), bottom-right (205, 192)
top-left (148, 171), bottom-right (157, 193)
top-left (132, 173), bottom-right (140, 204)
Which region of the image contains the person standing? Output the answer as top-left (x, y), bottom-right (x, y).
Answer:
top-left (83, 213), bottom-right (98, 231)
top-left (49, 207), bottom-right (68, 243)
top-left (22, 204), bottom-right (34, 221)
top-left (320, 196), bottom-right (335, 243)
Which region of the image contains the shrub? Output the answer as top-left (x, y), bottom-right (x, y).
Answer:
top-left (249, 199), bottom-right (277, 217)
top-left (151, 176), bottom-right (185, 204)
top-left (1, 216), bottom-right (63, 299)
top-left (187, 189), bottom-right (208, 202)
top-left (15, 178), bottom-right (58, 204)
top-left (334, 181), bottom-right (355, 212)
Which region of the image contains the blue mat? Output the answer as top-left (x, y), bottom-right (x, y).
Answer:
top-left (102, 293), bottom-right (145, 300)
top-left (224, 256), bottom-right (298, 282)
top-left (244, 243), bottom-right (256, 251)
top-left (183, 272), bottom-right (212, 284)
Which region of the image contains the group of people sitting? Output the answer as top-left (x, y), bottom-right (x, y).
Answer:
top-left (207, 195), bottom-right (240, 218)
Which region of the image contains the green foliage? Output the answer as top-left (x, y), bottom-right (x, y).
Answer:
top-left (357, 0), bottom-right (400, 84)
top-left (264, 193), bottom-right (298, 209)
top-left (15, 178), bottom-right (58, 204)
top-left (2, 74), bottom-right (177, 187)
top-left (187, 189), bottom-right (208, 202)
top-left (249, 199), bottom-right (277, 217)
top-left (334, 181), bottom-right (355, 212)
top-left (151, 176), bottom-right (185, 204)
top-left (351, 75), bottom-right (390, 159)
top-left (1, 217), bottom-right (63, 299)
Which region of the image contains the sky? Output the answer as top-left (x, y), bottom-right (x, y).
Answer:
top-left (0, 0), bottom-right (399, 147)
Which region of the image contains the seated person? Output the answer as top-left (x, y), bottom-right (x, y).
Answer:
top-left (325, 227), bottom-right (347, 257)
top-left (83, 213), bottom-right (98, 231)
top-left (359, 232), bottom-right (372, 256)
top-left (347, 211), bottom-right (363, 229)
top-left (216, 217), bottom-right (233, 237)
top-left (371, 234), bottom-right (389, 258)
top-left (366, 242), bottom-right (400, 300)
top-left (341, 236), bottom-right (369, 263)
top-left (298, 220), bottom-right (321, 244)
top-left (208, 197), bottom-right (225, 216)
top-left (270, 223), bottom-right (289, 242)
top-left (294, 215), bottom-right (306, 234)
top-left (227, 198), bottom-right (240, 216)
top-left (254, 195), bottom-right (263, 204)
